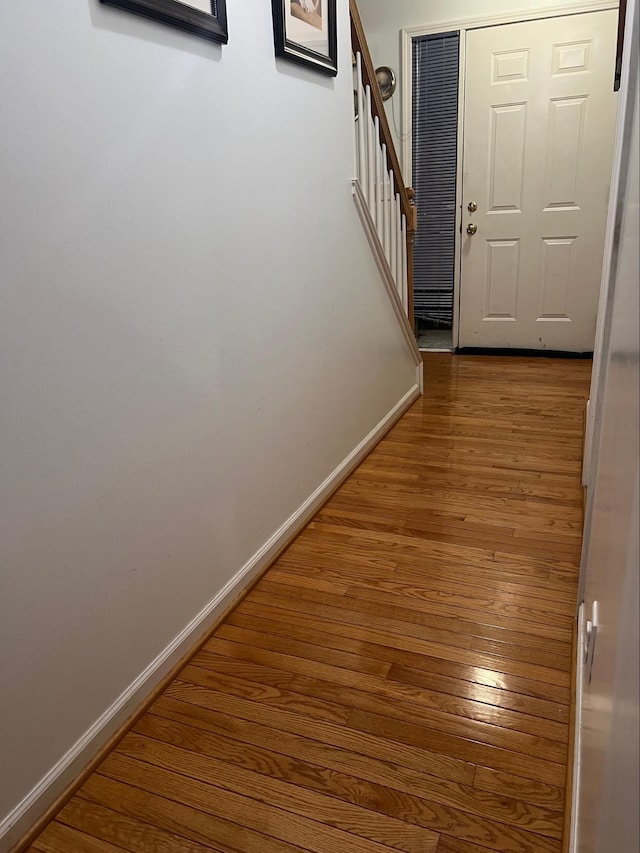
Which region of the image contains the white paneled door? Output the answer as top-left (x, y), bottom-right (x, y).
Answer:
top-left (459, 11), bottom-right (618, 350)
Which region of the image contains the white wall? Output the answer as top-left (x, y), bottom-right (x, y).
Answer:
top-left (574, 0), bottom-right (639, 846)
top-left (0, 0), bottom-right (418, 845)
top-left (358, 0), bottom-right (618, 155)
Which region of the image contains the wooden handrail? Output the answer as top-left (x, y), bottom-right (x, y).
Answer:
top-left (350, 0), bottom-right (412, 224)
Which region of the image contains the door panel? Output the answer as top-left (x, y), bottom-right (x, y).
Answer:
top-left (545, 97), bottom-right (587, 209)
top-left (459, 11), bottom-right (618, 350)
top-left (485, 239), bottom-right (520, 318)
top-left (489, 103), bottom-right (527, 211)
top-left (538, 237), bottom-right (575, 319)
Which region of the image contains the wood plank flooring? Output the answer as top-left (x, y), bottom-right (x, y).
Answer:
top-left (28, 354), bottom-right (592, 853)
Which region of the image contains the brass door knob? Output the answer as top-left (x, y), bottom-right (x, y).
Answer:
top-left (466, 223), bottom-right (478, 235)
top-left (467, 201), bottom-right (478, 212)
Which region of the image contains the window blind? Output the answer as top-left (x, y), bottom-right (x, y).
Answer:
top-left (412, 32), bottom-right (460, 327)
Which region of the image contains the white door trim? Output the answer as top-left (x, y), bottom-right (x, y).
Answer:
top-left (400, 0), bottom-right (618, 348)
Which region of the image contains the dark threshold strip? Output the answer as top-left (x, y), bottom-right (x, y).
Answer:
top-left (455, 348), bottom-right (593, 359)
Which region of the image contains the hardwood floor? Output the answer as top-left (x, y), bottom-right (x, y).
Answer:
top-left (28, 354), bottom-right (591, 853)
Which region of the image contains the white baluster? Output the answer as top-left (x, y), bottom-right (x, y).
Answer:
top-left (385, 169), bottom-right (393, 266)
top-left (396, 194), bottom-right (403, 297)
top-left (365, 86), bottom-right (376, 213)
top-left (390, 189), bottom-right (397, 287)
top-left (401, 213), bottom-right (408, 313)
top-left (374, 117), bottom-right (382, 233)
top-left (381, 144), bottom-right (388, 257)
top-left (355, 53), bottom-right (367, 201)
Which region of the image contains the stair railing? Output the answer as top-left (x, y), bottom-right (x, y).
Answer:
top-left (350, 0), bottom-right (417, 327)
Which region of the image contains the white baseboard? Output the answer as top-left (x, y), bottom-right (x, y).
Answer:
top-left (0, 381), bottom-right (421, 852)
top-left (351, 179), bottom-right (421, 367)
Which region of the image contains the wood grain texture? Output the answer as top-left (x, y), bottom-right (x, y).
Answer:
top-left (26, 353), bottom-right (589, 853)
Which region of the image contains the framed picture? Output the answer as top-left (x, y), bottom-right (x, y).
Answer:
top-left (272, 0), bottom-right (337, 76)
top-left (99, 0), bottom-right (228, 45)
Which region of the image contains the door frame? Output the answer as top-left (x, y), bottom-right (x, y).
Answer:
top-left (400, 0), bottom-right (618, 348)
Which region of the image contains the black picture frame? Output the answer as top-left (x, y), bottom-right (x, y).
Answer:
top-left (272, 0), bottom-right (337, 76)
top-left (99, 0), bottom-right (228, 45)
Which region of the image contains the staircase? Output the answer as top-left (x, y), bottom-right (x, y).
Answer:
top-left (350, 0), bottom-right (420, 365)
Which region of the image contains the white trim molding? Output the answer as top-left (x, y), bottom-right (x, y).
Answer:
top-left (400, 0), bottom-right (619, 349)
top-left (352, 178), bottom-right (421, 366)
top-left (0, 379), bottom-right (420, 851)
top-left (583, 0), bottom-right (630, 492)
top-left (569, 604), bottom-right (586, 853)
